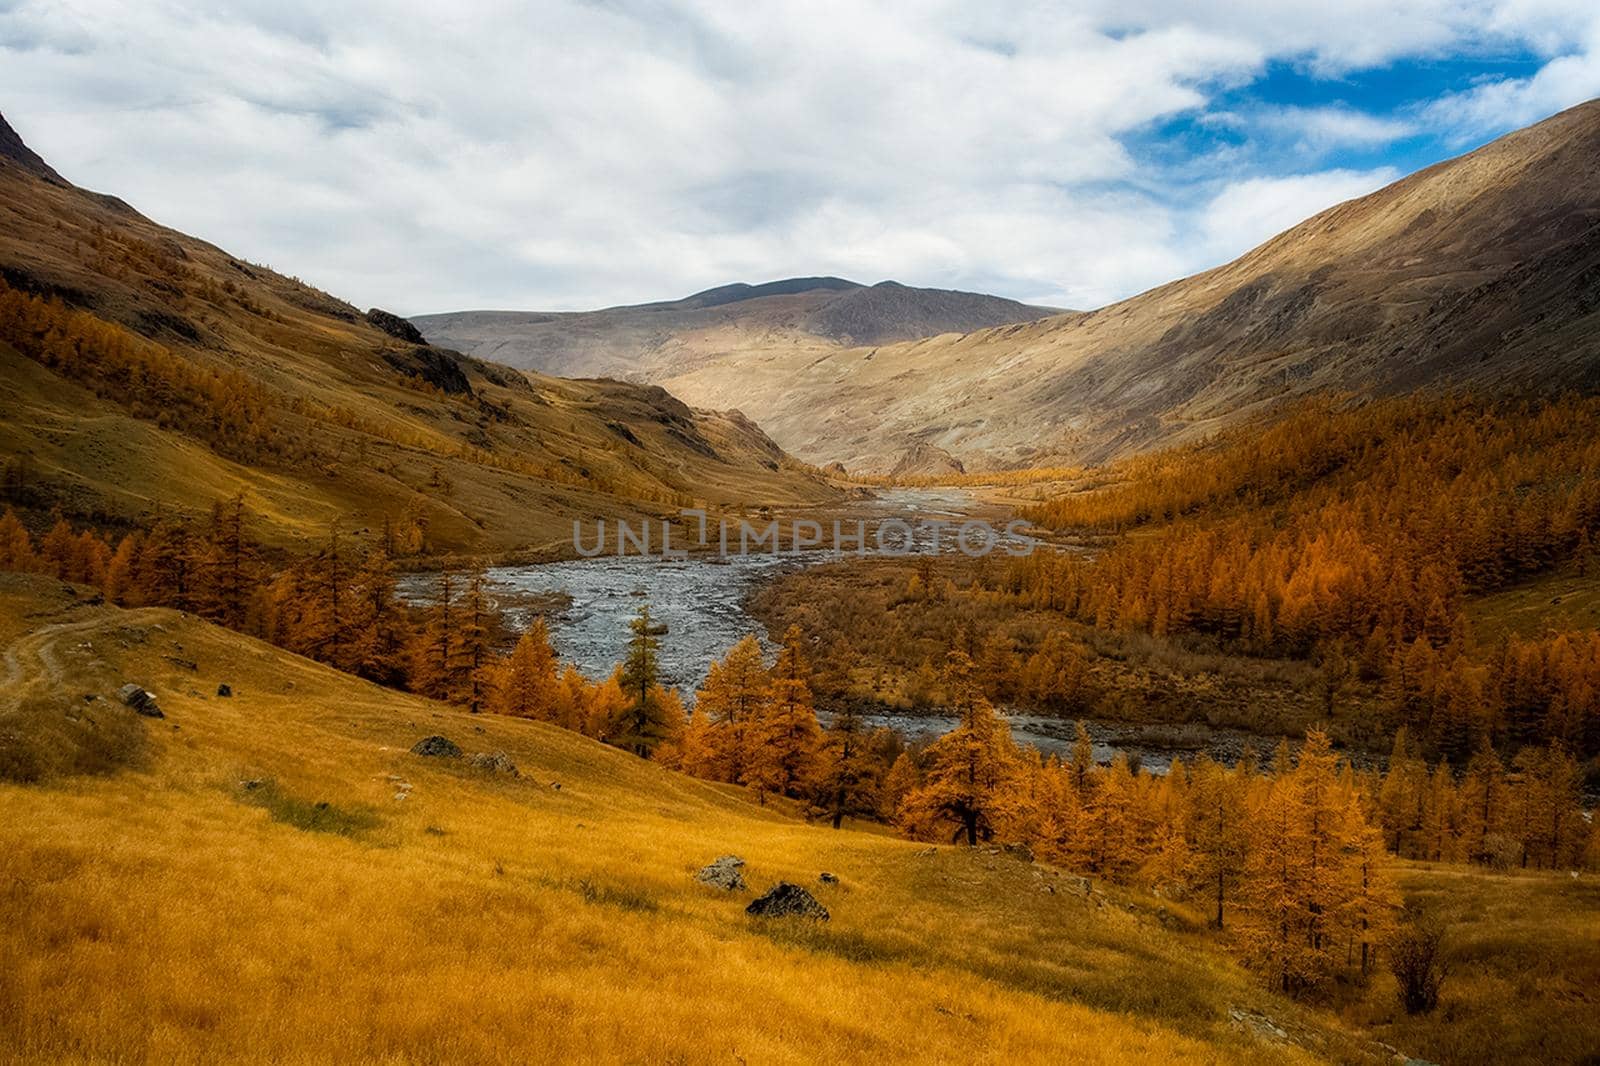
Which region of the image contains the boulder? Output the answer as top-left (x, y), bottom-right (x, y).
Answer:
top-left (410, 735), bottom-right (463, 758)
top-left (745, 882), bottom-right (829, 921)
top-left (466, 750), bottom-right (519, 776)
top-left (695, 855), bottom-right (747, 891)
top-left (216, 683), bottom-right (232, 697)
top-left (818, 872), bottom-right (839, 884)
top-left (1002, 842), bottom-right (1034, 863)
top-left (117, 683), bottom-right (163, 718)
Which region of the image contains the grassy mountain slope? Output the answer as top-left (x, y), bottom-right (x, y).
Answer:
top-left (0, 572), bottom-right (1396, 1064)
top-left (0, 110), bottom-right (835, 554)
top-left (656, 100), bottom-right (1600, 472)
top-left (413, 278), bottom-right (1060, 381)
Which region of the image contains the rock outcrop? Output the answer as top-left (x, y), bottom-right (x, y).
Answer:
top-left (117, 683), bottom-right (163, 718)
top-left (745, 882), bottom-right (829, 920)
top-left (695, 856), bottom-right (747, 891)
top-left (410, 735), bottom-right (463, 759)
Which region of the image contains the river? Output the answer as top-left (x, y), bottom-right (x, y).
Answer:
top-left (397, 489), bottom-right (1265, 769)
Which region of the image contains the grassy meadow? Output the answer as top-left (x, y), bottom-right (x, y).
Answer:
top-left (1, 572), bottom-right (1593, 1064)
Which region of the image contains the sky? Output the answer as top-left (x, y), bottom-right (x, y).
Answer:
top-left (2, 2), bottom-right (1599, 315)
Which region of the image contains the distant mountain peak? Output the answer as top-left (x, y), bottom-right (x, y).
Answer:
top-left (0, 110), bottom-right (64, 184)
top-left (675, 276), bottom-right (862, 310)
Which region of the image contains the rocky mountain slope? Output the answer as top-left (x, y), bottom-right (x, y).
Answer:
top-left (636, 100), bottom-right (1600, 472)
top-left (0, 110), bottom-right (835, 553)
top-left (413, 278), bottom-right (1059, 381)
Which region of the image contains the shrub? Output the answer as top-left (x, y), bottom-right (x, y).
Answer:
top-left (1389, 906), bottom-right (1448, 1014)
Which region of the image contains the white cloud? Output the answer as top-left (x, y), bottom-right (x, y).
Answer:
top-left (0, 1), bottom-right (1597, 315)
top-left (1198, 167), bottom-right (1401, 263)
top-left (1423, 41), bottom-right (1600, 135)
top-left (1252, 106), bottom-right (1418, 150)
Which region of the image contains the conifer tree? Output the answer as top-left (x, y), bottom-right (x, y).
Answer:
top-left (493, 618), bottom-right (559, 719)
top-left (0, 507), bottom-right (38, 573)
top-left (346, 547), bottom-right (411, 687)
top-left (814, 704), bottom-right (884, 829)
top-left (451, 570), bottom-right (498, 713)
top-left (899, 649), bottom-right (1017, 845)
top-left (610, 604), bottom-right (676, 756)
top-left (881, 750), bottom-right (922, 820)
top-left (408, 571), bottom-right (456, 701)
top-left (1338, 791), bottom-right (1401, 977)
top-left (695, 635), bottom-right (770, 782)
top-left (1187, 756), bottom-right (1249, 928)
top-left (745, 627), bottom-right (823, 802)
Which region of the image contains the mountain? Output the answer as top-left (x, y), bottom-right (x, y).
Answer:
top-left (0, 110), bottom-right (836, 553)
top-left (641, 100), bottom-right (1600, 472)
top-left (412, 279), bottom-right (1060, 381)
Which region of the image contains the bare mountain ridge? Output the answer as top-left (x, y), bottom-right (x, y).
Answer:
top-left (0, 110), bottom-right (62, 185)
top-left (413, 278), bottom-right (1061, 381)
top-left (611, 100), bottom-right (1600, 472)
top-left (0, 109), bottom-right (834, 552)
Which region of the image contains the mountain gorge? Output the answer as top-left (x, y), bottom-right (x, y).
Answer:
top-left (0, 111), bottom-right (835, 554)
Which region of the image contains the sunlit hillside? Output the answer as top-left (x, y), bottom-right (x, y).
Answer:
top-left (0, 572), bottom-right (1408, 1065)
top-left (0, 112), bottom-right (836, 555)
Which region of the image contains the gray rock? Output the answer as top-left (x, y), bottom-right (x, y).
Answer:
top-left (410, 735), bottom-right (463, 758)
top-left (117, 683), bottom-right (163, 718)
top-left (695, 855), bottom-right (747, 891)
top-left (819, 872), bottom-right (839, 884)
top-left (466, 750), bottom-right (519, 776)
top-left (1228, 1007), bottom-right (1288, 1043)
top-left (745, 882), bottom-right (829, 920)
top-left (216, 683), bottom-right (232, 697)
top-left (1002, 842), bottom-right (1034, 863)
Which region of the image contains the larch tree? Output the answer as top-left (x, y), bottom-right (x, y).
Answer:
top-left (494, 618), bottom-right (559, 720)
top-left (744, 626), bottom-right (823, 803)
top-left (695, 635), bottom-right (770, 783)
top-left (450, 571), bottom-right (498, 713)
top-left (0, 507), bottom-right (38, 572)
top-left (408, 571), bottom-right (456, 701)
top-left (1237, 767), bottom-right (1319, 994)
top-left (1338, 790), bottom-right (1400, 977)
top-left (611, 604), bottom-right (677, 756)
top-left (346, 547), bottom-right (411, 688)
top-left (1186, 755), bottom-right (1250, 929)
top-left (814, 704), bottom-right (883, 829)
top-left (899, 649), bottom-right (1017, 846)
top-left (881, 750), bottom-right (922, 820)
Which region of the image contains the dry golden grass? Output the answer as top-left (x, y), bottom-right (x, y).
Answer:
top-left (1341, 862), bottom-right (1600, 1066)
top-left (0, 574), bottom-right (1384, 1065)
top-left (1465, 567), bottom-right (1600, 644)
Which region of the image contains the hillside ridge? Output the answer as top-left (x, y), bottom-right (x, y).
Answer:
top-left (0, 109), bottom-right (835, 552)
top-left (609, 99), bottom-right (1600, 471)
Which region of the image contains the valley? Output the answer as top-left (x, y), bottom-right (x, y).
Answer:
top-left (3, 572), bottom-right (1595, 1065)
top-left (2, 73), bottom-right (1599, 1066)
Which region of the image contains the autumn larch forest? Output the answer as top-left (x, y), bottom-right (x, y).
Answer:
top-left (3, 15), bottom-right (1600, 1066)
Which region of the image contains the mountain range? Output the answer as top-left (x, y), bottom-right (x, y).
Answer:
top-left (413, 278), bottom-right (1059, 382)
top-left (422, 99), bottom-right (1600, 473)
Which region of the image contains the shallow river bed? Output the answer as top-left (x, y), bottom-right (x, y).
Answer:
top-left (398, 489), bottom-right (1272, 768)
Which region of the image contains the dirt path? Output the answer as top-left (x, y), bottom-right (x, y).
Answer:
top-left (0, 610), bottom-right (165, 711)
